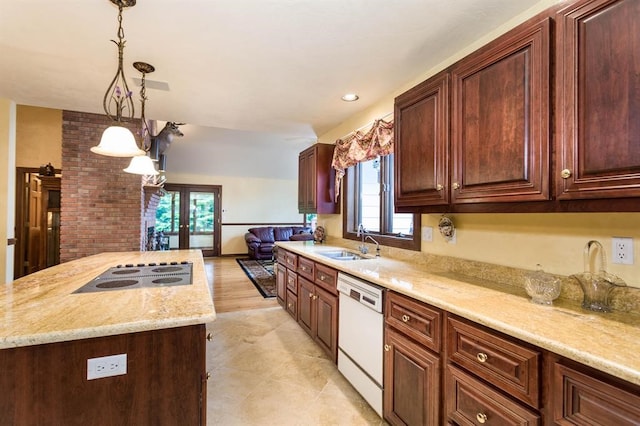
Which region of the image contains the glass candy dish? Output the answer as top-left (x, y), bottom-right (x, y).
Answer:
top-left (524, 264), bottom-right (561, 305)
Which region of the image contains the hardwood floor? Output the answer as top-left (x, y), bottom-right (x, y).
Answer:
top-left (204, 256), bottom-right (279, 313)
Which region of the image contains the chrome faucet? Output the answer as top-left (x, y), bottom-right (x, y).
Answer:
top-left (356, 224), bottom-right (381, 257)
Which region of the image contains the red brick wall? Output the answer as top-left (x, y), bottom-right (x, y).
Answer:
top-left (61, 110), bottom-right (144, 262)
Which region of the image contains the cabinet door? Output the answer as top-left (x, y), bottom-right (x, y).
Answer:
top-left (556, 0), bottom-right (640, 199)
top-left (451, 17), bottom-right (551, 204)
top-left (552, 362), bottom-right (640, 425)
top-left (384, 327), bottom-right (440, 426)
top-left (298, 152), bottom-right (308, 212)
top-left (314, 285), bottom-right (338, 363)
top-left (276, 263), bottom-right (287, 307)
top-left (297, 276), bottom-right (315, 336)
top-left (394, 70), bottom-right (450, 208)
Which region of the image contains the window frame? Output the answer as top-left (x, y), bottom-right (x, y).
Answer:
top-left (342, 155), bottom-right (421, 251)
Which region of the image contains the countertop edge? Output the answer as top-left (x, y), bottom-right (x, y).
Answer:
top-left (276, 241), bottom-right (640, 387)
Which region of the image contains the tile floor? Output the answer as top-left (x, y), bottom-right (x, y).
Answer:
top-left (206, 307), bottom-right (386, 425)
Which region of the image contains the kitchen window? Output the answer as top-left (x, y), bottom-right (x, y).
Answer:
top-left (342, 154), bottom-right (421, 250)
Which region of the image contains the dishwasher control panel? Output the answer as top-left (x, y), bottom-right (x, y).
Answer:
top-left (337, 272), bottom-right (384, 313)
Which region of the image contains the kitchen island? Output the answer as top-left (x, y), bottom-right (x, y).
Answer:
top-left (0, 250), bottom-right (216, 425)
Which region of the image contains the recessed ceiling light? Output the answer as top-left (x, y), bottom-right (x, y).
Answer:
top-left (341, 93), bottom-right (359, 102)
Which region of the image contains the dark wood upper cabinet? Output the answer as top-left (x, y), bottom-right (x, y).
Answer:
top-left (556, 0), bottom-right (640, 200)
top-left (298, 143), bottom-right (339, 214)
top-left (394, 71), bottom-right (450, 208)
top-left (451, 16), bottom-right (551, 204)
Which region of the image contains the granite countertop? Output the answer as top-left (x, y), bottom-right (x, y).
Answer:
top-left (277, 241), bottom-right (640, 387)
top-left (0, 250), bottom-right (216, 349)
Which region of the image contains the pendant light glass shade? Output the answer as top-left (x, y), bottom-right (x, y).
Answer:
top-left (123, 154), bottom-right (159, 175)
top-left (91, 125), bottom-right (145, 157)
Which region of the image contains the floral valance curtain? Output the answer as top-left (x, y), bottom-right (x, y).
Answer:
top-left (331, 118), bottom-right (394, 201)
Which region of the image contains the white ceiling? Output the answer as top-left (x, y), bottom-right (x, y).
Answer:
top-left (1, 0), bottom-right (542, 142)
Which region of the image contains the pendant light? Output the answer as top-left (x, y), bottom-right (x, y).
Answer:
top-left (124, 62), bottom-right (159, 176)
top-left (91, 0), bottom-right (145, 157)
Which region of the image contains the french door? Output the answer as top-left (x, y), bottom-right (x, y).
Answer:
top-left (156, 184), bottom-right (221, 257)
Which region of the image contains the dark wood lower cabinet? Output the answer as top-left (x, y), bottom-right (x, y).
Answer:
top-left (0, 324), bottom-right (207, 425)
top-left (552, 361), bottom-right (640, 425)
top-left (446, 364), bottom-right (540, 426)
top-left (297, 276), bottom-right (338, 362)
top-left (384, 326), bottom-right (440, 425)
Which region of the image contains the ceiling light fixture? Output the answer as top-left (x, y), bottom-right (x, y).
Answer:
top-left (341, 93), bottom-right (360, 102)
top-left (91, 0), bottom-right (145, 157)
top-left (123, 62), bottom-right (159, 176)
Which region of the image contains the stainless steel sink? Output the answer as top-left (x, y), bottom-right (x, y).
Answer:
top-left (317, 250), bottom-right (371, 261)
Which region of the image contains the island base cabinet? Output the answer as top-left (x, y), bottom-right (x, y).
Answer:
top-left (383, 327), bottom-right (440, 426)
top-left (0, 324), bottom-right (207, 426)
top-left (552, 361), bottom-right (640, 425)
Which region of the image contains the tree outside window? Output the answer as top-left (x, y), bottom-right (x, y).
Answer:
top-left (343, 154), bottom-right (421, 250)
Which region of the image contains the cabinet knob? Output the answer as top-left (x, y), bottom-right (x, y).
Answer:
top-left (384, 344), bottom-right (391, 352)
top-left (309, 293), bottom-right (314, 299)
top-left (401, 314), bottom-right (410, 323)
top-left (476, 352), bottom-right (488, 363)
top-left (313, 295), bottom-right (318, 300)
top-left (320, 276), bottom-right (326, 281)
top-left (288, 303), bottom-right (292, 308)
top-left (436, 184), bottom-right (443, 191)
top-left (476, 413), bottom-right (487, 424)
top-left (206, 372), bottom-right (211, 380)
top-left (206, 332), bottom-right (213, 342)
top-left (452, 182), bottom-right (460, 190)
top-left (561, 169), bottom-right (572, 179)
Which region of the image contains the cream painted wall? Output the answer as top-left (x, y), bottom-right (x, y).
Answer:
top-left (16, 105), bottom-right (62, 168)
top-left (0, 98), bottom-right (17, 284)
top-left (317, 0), bottom-right (640, 288)
top-left (166, 172), bottom-right (303, 255)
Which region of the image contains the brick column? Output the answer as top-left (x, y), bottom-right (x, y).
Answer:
top-left (61, 110), bottom-right (144, 262)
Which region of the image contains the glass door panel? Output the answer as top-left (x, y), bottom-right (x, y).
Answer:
top-left (188, 191), bottom-right (215, 251)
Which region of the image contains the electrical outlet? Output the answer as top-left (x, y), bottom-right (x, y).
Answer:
top-left (612, 237), bottom-right (634, 265)
top-left (87, 354), bottom-right (127, 380)
top-left (421, 226), bottom-right (433, 242)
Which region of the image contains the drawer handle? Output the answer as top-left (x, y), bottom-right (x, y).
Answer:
top-left (476, 352), bottom-right (488, 363)
top-left (320, 276), bottom-right (326, 281)
top-left (401, 314), bottom-right (410, 322)
top-left (206, 332), bottom-right (213, 342)
top-left (302, 266), bottom-right (308, 271)
top-left (476, 413), bottom-right (487, 424)
top-left (384, 344), bottom-right (391, 352)
top-left (288, 303), bottom-right (292, 308)
top-left (206, 372), bottom-right (211, 380)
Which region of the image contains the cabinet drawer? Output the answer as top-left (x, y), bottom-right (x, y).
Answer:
top-left (315, 263), bottom-right (338, 295)
top-left (286, 290), bottom-right (297, 320)
top-left (297, 257), bottom-right (315, 281)
top-left (446, 364), bottom-right (540, 426)
top-left (386, 291), bottom-right (442, 353)
top-left (276, 247), bottom-right (286, 264)
top-left (285, 252), bottom-right (298, 270)
top-left (447, 316), bottom-right (540, 408)
top-left (552, 362), bottom-right (640, 426)
top-left (286, 271), bottom-right (297, 294)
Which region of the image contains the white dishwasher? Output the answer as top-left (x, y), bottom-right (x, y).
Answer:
top-left (337, 272), bottom-right (384, 417)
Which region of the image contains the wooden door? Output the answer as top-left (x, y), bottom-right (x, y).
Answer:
top-left (394, 70), bottom-right (450, 209)
top-left (451, 17), bottom-right (551, 204)
top-left (158, 184), bottom-right (221, 257)
top-left (556, 0), bottom-right (640, 199)
top-left (384, 327), bottom-right (440, 426)
top-left (314, 285), bottom-right (338, 363)
top-left (297, 276), bottom-right (315, 336)
top-left (27, 177), bottom-right (43, 274)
